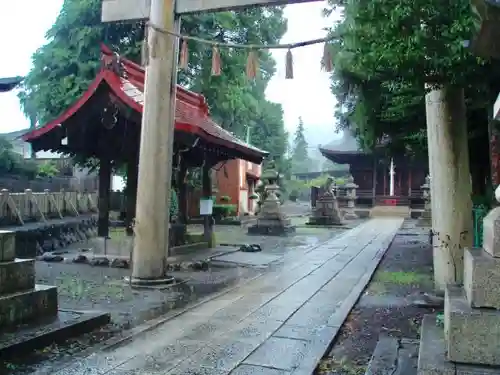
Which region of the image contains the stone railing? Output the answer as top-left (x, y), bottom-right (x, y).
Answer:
top-left (0, 189), bottom-right (98, 226)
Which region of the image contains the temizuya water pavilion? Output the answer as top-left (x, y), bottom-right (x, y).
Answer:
top-left (22, 45), bottom-right (268, 247)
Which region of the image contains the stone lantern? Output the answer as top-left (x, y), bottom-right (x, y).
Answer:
top-left (248, 165), bottom-right (295, 235)
top-left (343, 175), bottom-right (358, 220)
top-left (421, 175), bottom-right (431, 210)
top-left (418, 175), bottom-right (431, 226)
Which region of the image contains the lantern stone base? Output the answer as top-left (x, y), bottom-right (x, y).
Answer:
top-left (307, 216), bottom-right (344, 226)
top-left (247, 215), bottom-right (296, 236)
top-left (417, 209), bottom-right (432, 226)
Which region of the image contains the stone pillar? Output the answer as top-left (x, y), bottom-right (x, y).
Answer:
top-left (344, 176), bottom-right (358, 220)
top-left (426, 86), bottom-right (473, 290)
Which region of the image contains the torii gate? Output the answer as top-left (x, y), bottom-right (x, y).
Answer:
top-left (101, 0), bottom-right (323, 283)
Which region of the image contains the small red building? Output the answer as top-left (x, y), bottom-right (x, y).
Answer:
top-left (214, 159), bottom-right (262, 215)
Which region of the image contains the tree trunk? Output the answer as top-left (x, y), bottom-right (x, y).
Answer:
top-left (425, 85), bottom-right (473, 291)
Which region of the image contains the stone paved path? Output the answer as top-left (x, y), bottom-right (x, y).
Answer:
top-left (49, 218), bottom-right (403, 375)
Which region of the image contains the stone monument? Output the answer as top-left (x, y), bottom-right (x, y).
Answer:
top-left (248, 166), bottom-right (295, 235)
top-left (308, 177), bottom-right (343, 226)
top-left (343, 176), bottom-right (358, 220)
top-left (417, 185), bottom-right (500, 372)
top-left (417, 175), bottom-right (431, 226)
top-left (0, 230), bottom-right (109, 354)
top-left (0, 230), bottom-right (58, 328)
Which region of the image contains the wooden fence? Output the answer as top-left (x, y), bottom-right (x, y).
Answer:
top-left (0, 189), bottom-right (98, 226)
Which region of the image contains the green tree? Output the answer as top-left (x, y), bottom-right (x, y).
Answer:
top-left (326, 0), bottom-right (500, 154)
top-left (19, 0), bottom-right (288, 170)
top-left (0, 137), bottom-right (37, 178)
top-left (290, 117), bottom-right (311, 173)
top-left (325, 0), bottom-right (500, 289)
top-left (36, 161), bottom-right (60, 177)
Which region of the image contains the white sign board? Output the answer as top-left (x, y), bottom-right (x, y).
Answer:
top-left (494, 92), bottom-right (500, 121)
top-left (102, 0), bottom-right (322, 22)
top-left (199, 198), bottom-right (214, 215)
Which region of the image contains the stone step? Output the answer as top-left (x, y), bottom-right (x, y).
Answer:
top-left (370, 206), bottom-right (410, 218)
top-left (0, 259), bottom-right (35, 295)
top-left (464, 247), bottom-right (500, 309)
top-left (444, 284), bottom-right (500, 366)
top-left (417, 314), bottom-right (500, 375)
top-left (0, 285), bottom-right (58, 329)
top-left (365, 335), bottom-right (418, 375)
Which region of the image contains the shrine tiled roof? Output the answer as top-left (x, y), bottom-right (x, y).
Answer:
top-left (22, 45), bottom-right (267, 162)
top-left (319, 131), bottom-right (363, 155)
top-left (0, 76), bottom-right (23, 92)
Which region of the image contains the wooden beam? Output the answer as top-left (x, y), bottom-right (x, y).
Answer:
top-left (176, 0), bottom-right (324, 15)
top-left (102, 0), bottom-right (323, 22)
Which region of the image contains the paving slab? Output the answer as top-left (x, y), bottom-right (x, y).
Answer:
top-left (51, 218), bottom-right (402, 375)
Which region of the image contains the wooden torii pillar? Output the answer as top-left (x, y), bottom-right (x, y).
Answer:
top-left (101, 0), bottom-right (323, 284)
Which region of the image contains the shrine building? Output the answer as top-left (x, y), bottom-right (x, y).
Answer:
top-left (319, 131), bottom-right (428, 208)
top-left (21, 45), bottom-right (268, 246)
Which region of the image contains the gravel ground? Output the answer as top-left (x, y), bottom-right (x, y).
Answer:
top-left (317, 220), bottom-right (437, 375)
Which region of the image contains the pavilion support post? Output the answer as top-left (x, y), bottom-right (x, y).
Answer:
top-left (425, 85), bottom-right (473, 291)
top-left (408, 168), bottom-right (412, 197)
top-left (177, 161), bottom-right (188, 225)
top-left (372, 156), bottom-right (377, 206)
top-left (97, 157), bottom-right (112, 238)
top-left (131, 0), bottom-right (180, 282)
top-left (125, 157), bottom-right (139, 236)
top-left (202, 163), bottom-right (214, 247)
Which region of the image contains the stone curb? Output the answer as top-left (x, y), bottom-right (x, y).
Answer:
top-left (291, 226), bottom-right (401, 375)
top-left (35, 252), bottom-right (211, 271)
top-left (0, 310), bottom-right (111, 358)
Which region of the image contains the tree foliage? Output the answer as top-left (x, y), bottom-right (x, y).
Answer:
top-left (290, 117), bottom-right (311, 173)
top-left (0, 137), bottom-right (37, 177)
top-left (326, 0), bottom-right (500, 155)
top-left (19, 0), bottom-right (288, 171)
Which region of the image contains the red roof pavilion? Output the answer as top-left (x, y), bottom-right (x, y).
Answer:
top-left (22, 45), bottom-right (267, 166)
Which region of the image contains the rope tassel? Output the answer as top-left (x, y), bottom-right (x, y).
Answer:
top-left (322, 42), bottom-right (333, 72)
top-left (246, 50), bottom-right (259, 79)
top-left (179, 39), bottom-right (189, 70)
top-left (211, 45), bottom-right (221, 76)
top-left (285, 49), bottom-right (294, 79)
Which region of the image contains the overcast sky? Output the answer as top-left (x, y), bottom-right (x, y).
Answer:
top-left (0, 0), bottom-right (341, 146)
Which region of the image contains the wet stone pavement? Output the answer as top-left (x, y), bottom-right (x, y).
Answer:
top-left (45, 218), bottom-right (403, 375)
